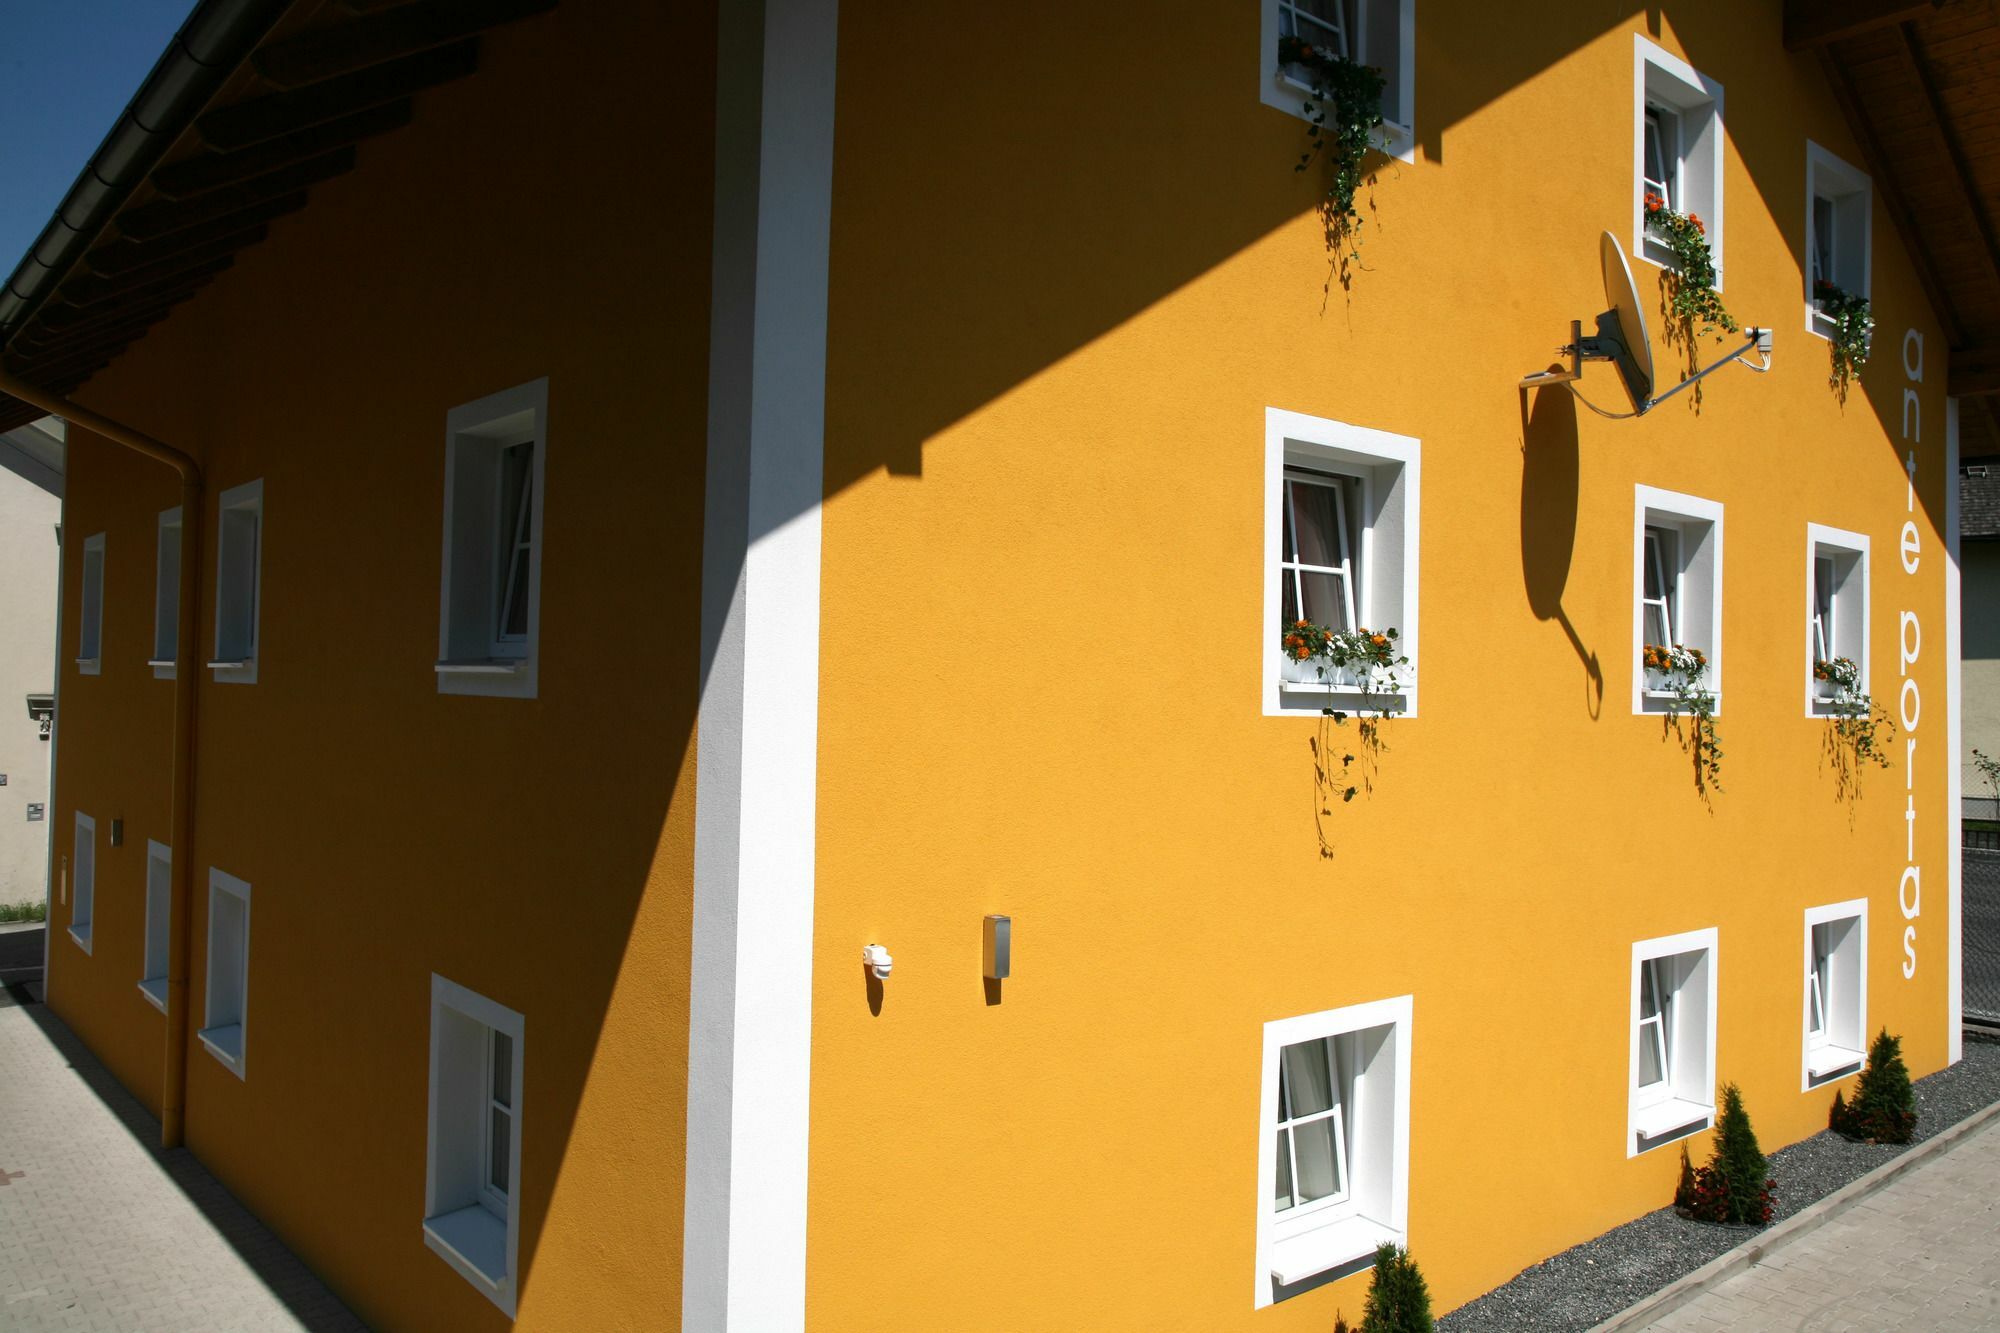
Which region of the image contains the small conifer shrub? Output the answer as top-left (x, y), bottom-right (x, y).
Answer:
top-left (1830, 1029), bottom-right (1917, 1144)
top-left (1360, 1243), bottom-right (1434, 1333)
top-left (1674, 1084), bottom-right (1774, 1225)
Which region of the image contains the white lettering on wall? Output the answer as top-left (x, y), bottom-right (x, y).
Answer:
top-left (1899, 332), bottom-right (1924, 979)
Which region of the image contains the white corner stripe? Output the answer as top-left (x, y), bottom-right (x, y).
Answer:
top-left (1946, 397), bottom-right (1963, 1063)
top-left (685, 0), bottom-right (838, 1330)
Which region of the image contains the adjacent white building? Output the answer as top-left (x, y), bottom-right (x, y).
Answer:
top-left (0, 417), bottom-right (62, 909)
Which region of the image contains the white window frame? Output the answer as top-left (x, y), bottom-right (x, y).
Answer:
top-left (76, 532), bottom-right (105, 675)
top-left (1805, 524), bottom-right (1869, 717)
top-left (68, 811), bottom-right (96, 953)
top-left (1264, 407), bottom-right (1421, 717)
top-left (1632, 485), bottom-right (1723, 716)
top-left (151, 506), bottom-right (181, 680)
top-left (138, 840), bottom-right (171, 1011)
top-left (424, 974), bottom-right (525, 1317)
top-left (1802, 899), bottom-right (1868, 1088)
top-left (1253, 994), bottom-right (1412, 1308)
top-left (1627, 927), bottom-right (1717, 1155)
top-left (436, 378), bottom-right (548, 700)
top-left (1260, 0), bottom-right (1417, 164)
top-left (1804, 142), bottom-right (1872, 342)
top-left (209, 479), bottom-right (263, 685)
top-left (198, 868), bottom-right (251, 1079)
top-left (1633, 36), bottom-right (1724, 282)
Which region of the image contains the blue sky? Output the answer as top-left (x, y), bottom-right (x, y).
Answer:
top-left (0, 1), bottom-right (197, 277)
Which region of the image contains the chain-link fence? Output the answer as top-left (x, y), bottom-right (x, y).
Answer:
top-left (1966, 843), bottom-right (2000, 1026)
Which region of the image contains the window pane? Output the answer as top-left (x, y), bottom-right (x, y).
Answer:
top-left (1281, 1039), bottom-right (1335, 1117)
top-left (1274, 1129), bottom-right (1294, 1210)
top-left (494, 443), bottom-right (534, 640)
top-left (492, 1030), bottom-right (513, 1108)
top-left (1640, 964), bottom-right (1660, 1020)
top-left (1291, 1115), bottom-right (1343, 1202)
top-left (1638, 1016), bottom-right (1666, 1086)
top-left (1296, 571), bottom-right (1351, 630)
top-left (1813, 195), bottom-right (1836, 287)
top-left (489, 1106), bottom-right (511, 1195)
top-left (1283, 0), bottom-right (1350, 56)
top-left (1288, 479), bottom-right (1346, 569)
top-left (502, 546), bottom-right (532, 639)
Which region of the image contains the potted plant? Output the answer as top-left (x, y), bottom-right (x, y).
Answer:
top-left (1644, 193), bottom-right (1737, 341)
top-left (1811, 654), bottom-right (1855, 704)
top-left (1280, 621), bottom-right (1409, 696)
top-left (1814, 278), bottom-right (1873, 390)
top-left (1642, 642), bottom-right (1705, 696)
top-left (1277, 36), bottom-right (1387, 263)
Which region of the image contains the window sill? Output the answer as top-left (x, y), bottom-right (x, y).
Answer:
top-left (148, 658), bottom-right (177, 681)
top-left (1270, 1214), bottom-right (1403, 1286)
top-left (424, 1203), bottom-right (511, 1305)
top-left (75, 657), bottom-right (101, 676)
top-left (434, 660), bottom-right (523, 676)
top-left (1808, 1044), bottom-right (1865, 1081)
top-left (198, 1023), bottom-right (246, 1079)
top-left (137, 977), bottom-right (167, 1012)
top-left (1633, 1096), bottom-right (1713, 1150)
top-left (67, 923), bottom-right (92, 954)
top-left (206, 658), bottom-right (251, 669)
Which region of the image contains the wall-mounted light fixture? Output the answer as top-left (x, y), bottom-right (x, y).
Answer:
top-left (862, 943), bottom-right (894, 980)
top-left (983, 915), bottom-right (1011, 980)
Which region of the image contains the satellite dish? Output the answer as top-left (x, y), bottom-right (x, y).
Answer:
top-left (1598, 231), bottom-right (1654, 415)
top-left (1520, 229), bottom-right (1771, 417)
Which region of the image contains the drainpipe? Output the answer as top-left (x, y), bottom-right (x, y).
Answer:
top-left (0, 370), bottom-right (202, 1149)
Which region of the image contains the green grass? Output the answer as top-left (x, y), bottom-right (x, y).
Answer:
top-left (0, 900), bottom-right (47, 924)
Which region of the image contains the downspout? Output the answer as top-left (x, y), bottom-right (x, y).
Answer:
top-left (0, 371), bottom-right (202, 1148)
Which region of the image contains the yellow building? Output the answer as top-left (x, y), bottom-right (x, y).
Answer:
top-left (1, 0), bottom-right (1986, 1327)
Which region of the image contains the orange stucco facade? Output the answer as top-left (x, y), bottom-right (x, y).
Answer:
top-left (33, 1), bottom-right (1966, 1329)
top-left (46, 4), bottom-right (714, 1328)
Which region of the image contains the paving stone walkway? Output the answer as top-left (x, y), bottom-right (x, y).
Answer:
top-left (1646, 1114), bottom-right (2000, 1332)
top-left (0, 987), bottom-right (366, 1331)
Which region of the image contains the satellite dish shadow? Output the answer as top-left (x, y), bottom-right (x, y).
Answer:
top-left (1520, 384), bottom-right (1603, 719)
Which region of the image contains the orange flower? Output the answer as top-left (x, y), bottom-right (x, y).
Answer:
top-left (1371, 634), bottom-right (1387, 646)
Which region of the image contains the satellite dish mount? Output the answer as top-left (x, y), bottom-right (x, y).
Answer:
top-left (1520, 231), bottom-right (1771, 418)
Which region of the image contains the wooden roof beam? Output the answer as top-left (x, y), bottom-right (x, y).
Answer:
top-left (1891, 23), bottom-right (2000, 307)
top-left (1814, 48), bottom-right (1965, 345)
top-left (41, 260), bottom-right (236, 324)
top-left (254, 0), bottom-right (552, 90)
top-left (151, 101), bottom-right (411, 200)
top-left (197, 40), bottom-right (478, 152)
top-left (1951, 344), bottom-right (2000, 397)
top-left (1785, 0), bottom-right (1942, 51)
top-left (117, 151), bottom-right (352, 244)
top-left (88, 194), bottom-right (305, 276)
top-left (61, 232), bottom-right (261, 307)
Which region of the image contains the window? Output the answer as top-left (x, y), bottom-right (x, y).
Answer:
top-left (151, 506), bottom-right (181, 679)
top-left (425, 974), bottom-right (525, 1316)
top-left (1633, 486), bottom-right (1722, 715)
top-left (139, 841), bottom-right (171, 1011)
top-left (1264, 408), bottom-right (1420, 716)
top-left (1805, 524), bottom-right (1868, 716)
top-left (1628, 928), bottom-right (1717, 1154)
top-left (1254, 995), bottom-right (1412, 1306)
top-left (1262, 0), bottom-right (1416, 162)
top-left (437, 379), bottom-right (547, 699)
top-left (1635, 37), bottom-right (1724, 278)
top-left (199, 869), bottom-right (251, 1079)
top-left (76, 532), bottom-right (105, 675)
top-left (1804, 901), bottom-right (1867, 1087)
top-left (210, 480), bottom-right (262, 684)
top-left (69, 811), bottom-right (96, 952)
top-left (1804, 142), bottom-right (1871, 340)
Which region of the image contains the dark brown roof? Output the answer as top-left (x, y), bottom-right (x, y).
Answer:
top-left (0, 0), bottom-right (553, 435)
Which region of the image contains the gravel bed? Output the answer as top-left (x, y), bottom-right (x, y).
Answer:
top-left (1439, 1033), bottom-right (2000, 1333)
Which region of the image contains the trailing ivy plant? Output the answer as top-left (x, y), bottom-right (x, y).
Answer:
top-left (1278, 36), bottom-right (1386, 261)
top-left (1644, 643), bottom-right (1723, 795)
top-left (1284, 621), bottom-right (1409, 856)
top-left (1814, 279), bottom-right (1873, 392)
top-left (1816, 656), bottom-right (1892, 773)
top-left (1645, 195), bottom-right (1736, 342)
